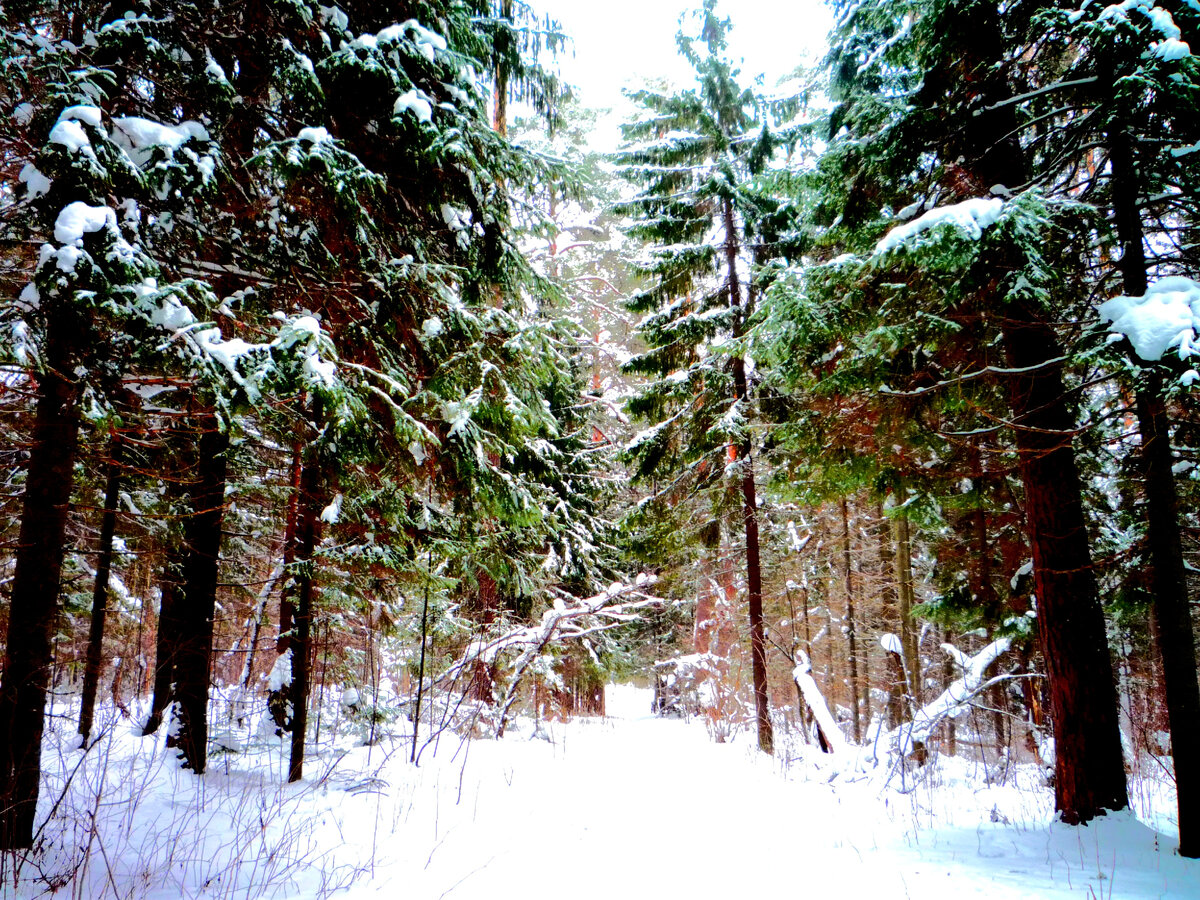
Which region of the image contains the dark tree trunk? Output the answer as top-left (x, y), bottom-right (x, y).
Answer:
top-left (723, 197), bottom-right (773, 755)
top-left (942, 627), bottom-right (957, 755)
top-left (1001, 307), bottom-right (1128, 822)
top-left (145, 539), bottom-right (186, 736)
top-left (492, 0), bottom-right (513, 136)
top-left (268, 442), bottom-right (303, 730)
top-left (171, 413), bottom-right (229, 773)
top-left (288, 442), bottom-right (326, 783)
top-left (1109, 128), bottom-right (1200, 856)
top-left (0, 325), bottom-right (84, 850)
top-left (78, 435), bottom-right (124, 744)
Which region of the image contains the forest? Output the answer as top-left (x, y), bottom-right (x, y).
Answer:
top-left (0, 0), bottom-right (1199, 896)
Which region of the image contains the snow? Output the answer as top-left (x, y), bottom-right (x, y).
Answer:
top-left (319, 4), bottom-right (349, 33)
top-left (57, 104), bottom-right (103, 127)
top-left (394, 89), bottom-right (433, 122)
top-left (376, 19), bottom-right (447, 62)
top-left (889, 637), bottom-right (1011, 757)
top-left (1155, 38), bottom-right (1192, 61)
top-left (11, 686), bottom-right (1200, 899)
top-left (875, 197), bottom-right (1006, 254)
top-left (18, 163), bottom-right (51, 198)
top-left (267, 648), bottom-right (293, 691)
top-left (297, 126), bottom-right (333, 144)
top-left (111, 116), bottom-right (209, 164)
top-left (53, 201), bottom-right (115, 244)
top-left (1097, 0), bottom-right (1193, 58)
top-left (1097, 276), bottom-right (1200, 362)
top-left (793, 655), bottom-right (849, 754)
top-left (880, 632), bottom-right (904, 655)
top-left (320, 493), bottom-right (343, 524)
top-left (48, 118), bottom-right (92, 153)
top-left (204, 51), bottom-right (227, 81)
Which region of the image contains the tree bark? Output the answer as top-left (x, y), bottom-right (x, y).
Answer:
top-left (144, 541), bottom-right (186, 736)
top-left (1000, 306), bottom-right (1128, 822)
top-left (78, 434), bottom-right (124, 744)
top-left (170, 413), bottom-right (229, 773)
top-left (0, 322), bottom-right (84, 849)
top-left (953, 25), bottom-right (1128, 819)
top-left (268, 442), bottom-right (303, 730)
top-left (841, 497), bottom-right (862, 742)
top-left (288, 437), bottom-right (326, 783)
top-left (1109, 128), bottom-right (1200, 856)
top-left (723, 196), bottom-right (773, 755)
top-left (492, 0), bottom-right (513, 136)
top-left (878, 504), bottom-right (905, 730)
top-left (893, 510), bottom-right (920, 710)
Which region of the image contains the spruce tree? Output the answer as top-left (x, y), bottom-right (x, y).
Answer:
top-left (616, 0), bottom-right (804, 754)
top-left (760, 0), bottom-right (1130, 821)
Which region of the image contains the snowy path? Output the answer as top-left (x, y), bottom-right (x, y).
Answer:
top-left (336, 686), bottom-right (1199, 900)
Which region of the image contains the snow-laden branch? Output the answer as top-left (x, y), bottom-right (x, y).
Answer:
top-left (792, 650), bottom-right (848, 754)
top-left (438, 577), bottom-right (661, 733)
top-left (888, 637), bottom-right (1010, 758)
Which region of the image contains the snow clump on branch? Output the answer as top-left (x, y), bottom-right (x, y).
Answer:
top-left (874, 197), bottom-right (1006, 254)
top-left (1098, 276), bottom-right (1200, 369)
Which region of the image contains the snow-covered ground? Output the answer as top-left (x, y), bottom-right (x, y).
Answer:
top-left (7, 685), bottom-right (1199, 899)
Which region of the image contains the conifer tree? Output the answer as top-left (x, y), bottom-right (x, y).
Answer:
top-left (760, 0), bottom-right (1130, 821)
top-left (616, 0), bottom-right (803, 754)
top-left (1028, 1), bottom-right (1200, 852)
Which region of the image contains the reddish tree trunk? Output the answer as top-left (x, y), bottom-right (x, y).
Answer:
top-left (1001, 308), bottom-right (1128, 822)
top-left (723, 197), bottom-right (773, 755)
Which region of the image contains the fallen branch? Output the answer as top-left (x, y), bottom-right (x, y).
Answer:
top-left (437, 577), bottom-right (661, 736)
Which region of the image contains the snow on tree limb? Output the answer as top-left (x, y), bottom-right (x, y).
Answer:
top-left (439, 578), bottom-right (661, 718)
top-left (792, 651), bottom-right (848, 754)
top-left (887, 637), bottom-right (1011, 758)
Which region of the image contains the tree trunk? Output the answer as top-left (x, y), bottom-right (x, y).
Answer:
top-left (492, 0), bottom-right (513, 136)
top-left (959, 30), bottom-right (1128, 819)
top-left (942, 627), bottom-right (957, 755)
top-left (878, 504), bottom-right (905, 730)
top-left (840, 497), bottom-right (862, 742)
top-left (0, 323), bottom-right (84, 849)
top-left (170, 413), bottom-right (229, 773)
top-left (1110, 128), bottom-right (1200, 856)
top-left (268, 442), bottom-right (303, 729)
top-left (722, 196), bottom-right (773, 755)
top-left (1000, 306), bottom-right (1128, 823)
top-left (893, 510), bottom-right (920, 710)
top-left (145, 536), bottom-right (186, 735)
top-left (288, 441), bottom-right (326, 783)
top-left (78, 434), bottom-right (124, 744)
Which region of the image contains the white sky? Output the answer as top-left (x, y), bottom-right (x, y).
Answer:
top-left (532, 0), bottom-right (834, 148)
